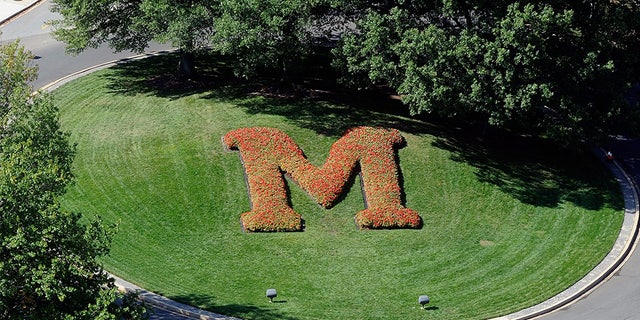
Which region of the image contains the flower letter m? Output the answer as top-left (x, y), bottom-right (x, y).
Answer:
top-left (223, 127), bottom-right (422, 232)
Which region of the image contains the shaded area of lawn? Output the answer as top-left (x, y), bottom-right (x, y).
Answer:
top-left (432, 128), bottom-right (621, 209)
top-left (104, 51), bottom-right (621, 211)
top-left (170, 293), bottom-right (300, 320)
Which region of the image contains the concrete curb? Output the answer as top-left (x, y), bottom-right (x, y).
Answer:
top-left (38, 52), bottom-right (640, 320)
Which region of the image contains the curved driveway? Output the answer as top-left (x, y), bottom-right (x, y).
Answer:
top-left (3, 2), bottom-right (640, 319)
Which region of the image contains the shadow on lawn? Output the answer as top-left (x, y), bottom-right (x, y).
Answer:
top-left (432, 126), bottom-right (622, 209)
top-left (227, 95), bottom-right (431, 137)
top-left (102, 51), bottom-right (622, 211)
top-left (225, 95), bottom-right (621, 210)
top-left (169, 293), bottom-right (299, 320)
top-left (104, 53), bottom-right (236, 100)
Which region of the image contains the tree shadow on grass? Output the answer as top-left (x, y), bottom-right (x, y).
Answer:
top-left (103, 52), bottom-right (243, 101)
top-left (169, 293), bottom-right (299, 320)
top-left (229, 95), bottom-right (623, 211)
top-left (99, 51), bottom-right (622, 211)
top-left (102, 50), bottom-right (424, 129)
top-left (224, 94), bottom-right (433, 138)
top-left (225, 94), bottom-right (621, 210)
top-left (431, 125), bottom-right (623, 209)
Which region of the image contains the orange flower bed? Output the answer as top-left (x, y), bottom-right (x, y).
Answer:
top-left (223, 127), bottom-right (422, 232)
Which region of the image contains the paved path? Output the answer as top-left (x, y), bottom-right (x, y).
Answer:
top-left (3, 2), bottom-right (640, 319)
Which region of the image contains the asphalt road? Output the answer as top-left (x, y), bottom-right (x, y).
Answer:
top-left (3, 2), bottom-right (640, 320)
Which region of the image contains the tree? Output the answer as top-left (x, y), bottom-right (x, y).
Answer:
top-left (334, 1), bottom-right (640, 141)
top-left (212, 0), bottom-right (334, 82)
top-left (50, 0), bottom-right (346, 84)
top-left (50, 0), bottom-right (218, 78)
top-left (0, 41), bottom-right (147, 319)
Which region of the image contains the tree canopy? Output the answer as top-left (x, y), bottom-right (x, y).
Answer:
top-left (51, 0), bottom-right (218, 77)
top-left (334, 1), bottom-right (640, 141)
top-left (50, 0), bottom-right (333, 80)
top-left (0, 41), bottom-right (147, 320)
top-left (51, 0), bottom-right (217, 53)
top-left (212, 0), bottom-right (323, 79)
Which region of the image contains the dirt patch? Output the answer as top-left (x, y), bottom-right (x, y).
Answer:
top-left (479, 240), bottom-right (495, 247)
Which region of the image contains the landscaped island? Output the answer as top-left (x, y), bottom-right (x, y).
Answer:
top-left (54, 55), bottom-right (623, 320)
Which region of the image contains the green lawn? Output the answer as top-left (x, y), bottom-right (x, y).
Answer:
top-left (53, 55), bottom-right (623, 320)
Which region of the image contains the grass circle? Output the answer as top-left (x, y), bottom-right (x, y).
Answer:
top-left (54, 55), bottom-right (623, 320)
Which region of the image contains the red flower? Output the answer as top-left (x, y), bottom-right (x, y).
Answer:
top-left (223, 127), bottom-right (422, 232)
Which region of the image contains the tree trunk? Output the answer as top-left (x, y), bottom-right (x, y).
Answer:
top-left (178, 50), bottom-right (196, 79)
top-left (278, 54), bottom-right (299, 90)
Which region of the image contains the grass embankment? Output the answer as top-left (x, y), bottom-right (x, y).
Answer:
top-left (54, 55), bottom-right (623, 320)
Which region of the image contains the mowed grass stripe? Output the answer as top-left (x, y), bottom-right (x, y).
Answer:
top-left (53, 59), bottom-right (623, 320)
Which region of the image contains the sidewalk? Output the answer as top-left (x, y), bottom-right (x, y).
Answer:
top-left (0, 0), bottom-right (40, 26)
